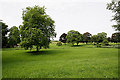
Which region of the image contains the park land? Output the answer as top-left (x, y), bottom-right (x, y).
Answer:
top-left (2, 43), bottom-right (118, 78)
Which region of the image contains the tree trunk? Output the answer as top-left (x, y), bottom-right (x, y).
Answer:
top-left (36, 46), bottom-right (39, 52)
top-left (77, 43), bottom-right (78, 45)
top-left (72, 43), bottom-right (74, 46)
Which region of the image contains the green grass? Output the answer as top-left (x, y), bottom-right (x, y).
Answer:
top-left (2, 43), bottom-right (118, 78)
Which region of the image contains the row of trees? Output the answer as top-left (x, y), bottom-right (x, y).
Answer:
top-left (58, 1), bottom-right (120, 46)
top-left (1, 22), bottom-right (20, 48)
top-left (59, 31), bottom-right (120, 46)
top-left (1, 0), bottom-right (120, 50)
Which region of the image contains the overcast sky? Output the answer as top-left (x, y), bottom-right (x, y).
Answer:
top-left (0, 0), bottom-right (117, 40)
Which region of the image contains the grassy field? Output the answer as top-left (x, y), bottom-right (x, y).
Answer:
top-left (2, 43), bottom-right (118, 78)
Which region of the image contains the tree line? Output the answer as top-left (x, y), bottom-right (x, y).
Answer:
top-left (1, 0), bottom-right (120, 51)
top-left (2, 21), bottom-right (120, 49)
top-left (1, 23), bottom-right (20, 48)
top-left (59, 31), bottom-right (120, 46)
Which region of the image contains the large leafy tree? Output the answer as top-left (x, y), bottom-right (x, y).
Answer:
top-left (1, 22), bottom-right (9, 48)
top-left (97, 32), bottom-right (107, 43)
top-left (8, 26), bottom-right (20, 47)
top-left (107, 1), bottom-right (120, 31)
top-left (66, 30), bottom-right (82, 46)
top-left (20, 5), bottom-right (56, 51)
top-left (59, 33), bottom-right (67, 43)
top-left (83, 32), bottom-right (92, 44)
top-left (111, 32), bottom-right (120, 43)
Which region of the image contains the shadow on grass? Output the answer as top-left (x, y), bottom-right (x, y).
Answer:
top-left (26, 51), bottom-right (48, 55)
top-left (3, 50), bottom-right (65, 64)
top-left (72, 45), bottom-right (84, 47)
top-left (26, 49), bottom-right (66, 56)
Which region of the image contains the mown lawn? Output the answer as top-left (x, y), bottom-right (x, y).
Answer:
top-left (2, 43), bottom-right (118, 78)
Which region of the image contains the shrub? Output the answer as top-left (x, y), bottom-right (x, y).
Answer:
top-left (67, 43), bottom-right (73, 47)
top-left (56, 42), bottom-right (62, 46)
top-left (102, 40), bottom-right (109, 46)
top-left (93, 42), bottom-right (96, 45)
top-left (96, 44), bottom-right (101, 48)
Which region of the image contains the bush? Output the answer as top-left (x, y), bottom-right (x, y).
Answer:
top-left (93, 42), bottom-right (96, 45)
top-left (102, 40), bottom-right (109, 46)
top-left (67, 43), bottom-right (73, 47)
top-left (96, 44), bottom-right (101, 48)
top-left (56, 42), bottom-right (62, 46)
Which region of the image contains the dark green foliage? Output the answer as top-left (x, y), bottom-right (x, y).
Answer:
top-left (107, 37), bottom-right (111, 42)
top-left (91, 35), bottom-right (98, 43)
top-left (96, 44), bottom-right (101, 48)
top-left (83, 32), bottom-right (92, 44)
top-left (111, 32), bottom-right (120, 43)
top-left (102, 40), bottom-right (109, 46)
top-left (1, 22), bottom-right (9, 48)
top-left (20, 5), bottom-right (56, 51)
top-left (97, 32), bottom-right (107, 43)
top-left (66, 30), bottom-right (82, 46)
top-left (59, 33), bottom-right (67, 43)
top-left (20, 28), bottom-right (44, 50)
top-left (91, 32), bottom-right (107, 44)
top-left (107, 1), bottom-right (120, 31)
top-left (56, 42), bottom-right (62, 46)
top-left (8, 26), bottom-right (20, 47)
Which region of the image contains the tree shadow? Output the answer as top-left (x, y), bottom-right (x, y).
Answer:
top-left (72, 45), bottom-right (84, 47)
top-left (26, 49), bottom-right (66, 56)
top-left (26, 51), bottom-right (44, 55)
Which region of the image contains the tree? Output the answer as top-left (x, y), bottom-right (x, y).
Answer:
top-left (66, 30), bottom-right (82, 46)
top-left (20, 5), bottom-right (56, 51)
top-left (107, 1), bottom-right (120, 31)
top-left (97, 32), bottom-right (107, 43)
top-left (102, 40), bottom-right (109, 46)
top-left (8, 26), bottom-right (20, 47)
top-left (1, 22), bottom-right (9, 48)
top-left (76, 33), bottom-right (83, 45)
top-left (111, 32), bottom-right (120, 43)
top-left (59, 33), bottom-right (67, 44)
top-left (91, 35), bottom-right (98, 44)
top-left (83, 32), bottom-right (92, 44)
top-left (107, 37), bottom-right (111, 42)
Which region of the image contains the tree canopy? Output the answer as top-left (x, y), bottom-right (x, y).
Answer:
top-left (59, 33), bottom-right (67, 43)
top-left (83, 32), bottom-right (92, 44)
top-left (97, 32), bottom-right (107, 43)
top-left (8, 26), bottom-right (20, 47)
top-left (20, 5), bottom-right (56, 51)
top-left (66, 30), bottom-right (82, 45)
top-left (107, 1), bottom-right (120, 31)
top-left (1, 22), bottom-right (9, 48)
top-left (91, 35), bottom-right (98, 43)
top-left (111, 32), bottom-right (120, 43)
